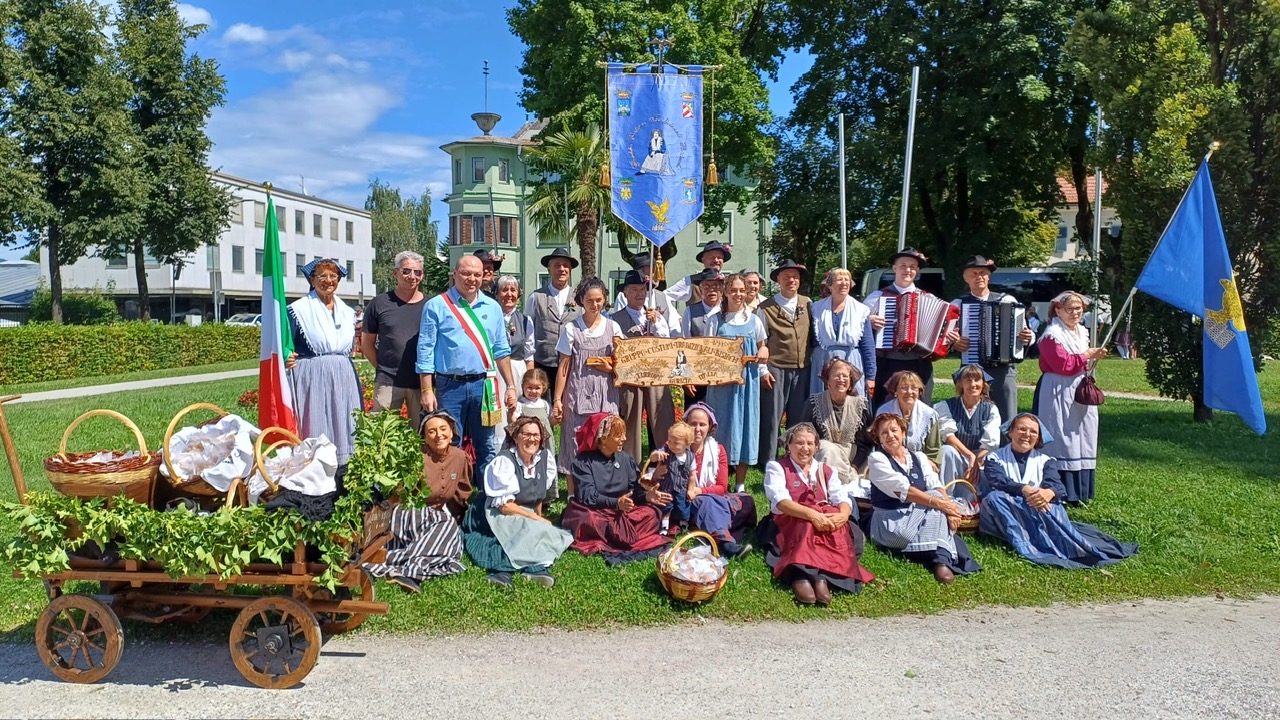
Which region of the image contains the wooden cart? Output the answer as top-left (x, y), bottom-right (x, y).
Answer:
top-left (0, 394), bottom-right (393, 690)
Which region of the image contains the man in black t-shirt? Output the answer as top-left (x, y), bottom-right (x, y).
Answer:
top-left (361, 251), bottom-right (427, 416)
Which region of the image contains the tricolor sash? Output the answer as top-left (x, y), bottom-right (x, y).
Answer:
top-left (441, 291), bottom-right (501, 427)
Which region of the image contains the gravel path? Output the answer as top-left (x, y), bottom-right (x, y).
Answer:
top-left (1, 595), bottom-right (1275, 719)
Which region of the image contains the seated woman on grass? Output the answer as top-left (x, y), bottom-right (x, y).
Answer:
top-left (759, 422), bottom-right (875, 606)
top-left (934, 364), bottom-right (1002, 484)
top-left (662, 403), bottom-right (756, 559)
top-left (560, 413), bottom-right (671, 564)
top-left (874, 370), bottom-right (943, 470)
top-left (979, 413), bottom-right (1138, 569)
top-left (462, 416), bottom-right (573, 589)
top-left (866, 413), bottom-right (981, 585)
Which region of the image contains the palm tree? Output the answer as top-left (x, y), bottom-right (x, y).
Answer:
top-left (526, 124), bottom-right (610, 278)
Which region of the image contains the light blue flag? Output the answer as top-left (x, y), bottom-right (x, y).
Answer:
top-left (607, 64), bottom-right (704, 247)
top-left (1135, 162), bottom-right (1267, 435)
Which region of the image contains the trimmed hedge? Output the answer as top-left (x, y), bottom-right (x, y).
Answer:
top-left (0, 323), bottom-right (261, 385)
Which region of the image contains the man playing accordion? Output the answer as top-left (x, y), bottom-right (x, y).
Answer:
top-left (864, 248), bottom-right (949, 408)
top-left (946, 255), bottom-right (1037, 424)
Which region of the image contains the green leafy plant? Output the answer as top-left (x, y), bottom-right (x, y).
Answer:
top-left (3, 411), bottom-right (427, 591)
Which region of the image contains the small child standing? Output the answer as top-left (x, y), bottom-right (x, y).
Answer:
top-left (512, 368), bottom-right (554, 449)
top-left (646, 422), bottom-right (696, 534)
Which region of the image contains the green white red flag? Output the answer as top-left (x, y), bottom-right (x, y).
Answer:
top-left (258, 193), bottom-right (297, 434)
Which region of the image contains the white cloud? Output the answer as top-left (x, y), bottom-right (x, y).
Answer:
top-left (281, 51), bottom-right (312, 71)
top-left (223, 23), bottom-right (268, 44)
top-left (324, 53), bottom-right (350, 68)
top-left (176, 3), bottom-right (213, 28)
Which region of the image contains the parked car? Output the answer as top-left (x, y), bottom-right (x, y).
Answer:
top-left (225, 313), bottom-right (262, 327)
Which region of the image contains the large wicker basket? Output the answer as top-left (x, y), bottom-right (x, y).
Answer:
top-left (162, 403), bottom-right (250, 506)
top-left (943, 478), bottom-right (981, 533)
top-left (657, 530), bottom-right (728, 603)
top-left (44, 409), bottom-right (160, 506)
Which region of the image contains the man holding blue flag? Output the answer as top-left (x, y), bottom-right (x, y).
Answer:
top-left (1132, 152), bottom-right (1267, 435)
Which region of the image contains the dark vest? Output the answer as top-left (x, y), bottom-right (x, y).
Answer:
top-left (526, 287), bottom-right (581, 366)
top-left (505, 311), bottom-right (530, 362)
top-left (685, 302), bottom-right (716, 338)
top-left (758, 295), bottom-right (812, 368)
top-left (944, 398), bottom-right (993, 453)
top-left (495, 447), bottom-right (554, 509)
top-left (869, 452), bottom-right (931, 510)
top-left (611, 307), bottom-right (651, 337)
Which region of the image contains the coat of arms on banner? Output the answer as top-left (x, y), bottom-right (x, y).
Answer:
top-left (606, 64), bottom-right (704, 247)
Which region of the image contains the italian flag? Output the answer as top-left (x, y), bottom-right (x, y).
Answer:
top-left (258, 194), bottom-right (297, 434)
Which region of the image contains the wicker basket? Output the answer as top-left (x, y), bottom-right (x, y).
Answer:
top-left (44, 409), bottom-right (160, 506)
top-left (162, 402), bottom-right (251, 506)
top-left (943, 478), bottom-right (981, 533)
top-left (656, 530), bottom-right (729, 603)
top-left (247, 426), bottom-right (301, 504)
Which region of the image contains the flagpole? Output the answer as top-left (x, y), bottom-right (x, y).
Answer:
top-left (1098, 142), bottom-right (1221, 352)
top-left (897, 65), bottom-right (920, 252)
top-left (839, 112), bottom-right (847, 267)
top-left (1091, 107), bottom-right (1104, 348)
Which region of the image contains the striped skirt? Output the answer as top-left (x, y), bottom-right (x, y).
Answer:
top-left (289, 353), bottom-right (362, 463)
top-left (362, 505), bottom-right (465, 581)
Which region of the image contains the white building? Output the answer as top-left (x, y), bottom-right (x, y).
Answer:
top-left (1052, 175), bottom-right (1120, 264)
top-left (41, 171), bottom-right (375, 322)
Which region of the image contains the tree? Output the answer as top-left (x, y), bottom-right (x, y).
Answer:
top-left (508, 0), bottom-right (782, 253)
top-left (111, 0), bottom-right (231, 321)
top-left (2, 0), bottom-right (142, 324)
top-left (1070, 1), bottom-right (1280, 423)
top-left (779, 0), bottom-right (1082, 280)
top-left (759, 125), bottom-right (844, 286)
top-left (525, 125), bottom-right (609, 278)
top-left (365, 180), bottom-right (448, 295)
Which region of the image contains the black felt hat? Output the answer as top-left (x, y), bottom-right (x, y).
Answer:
top-left (695, 241), bottom-right (733, 263)
top-left (694, 268), bottom-right (726, 285)
top-left (888, 247), bottom-right (928, 266)
top-left (961, 255), bottom-right (997, 272)
top-left (473, 248), bottom-right (504, 267)
top-left (629, 254), bottom-right (655, 270)
top-left (540, 247), bottom-right (580, 269)
top-left (622, 270), bottom-right (647, 287)
top-left (770, 259), bottom-right (811, 282)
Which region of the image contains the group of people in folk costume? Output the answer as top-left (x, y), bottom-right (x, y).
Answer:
top-left (331, 243), bottom-right (1136, 602)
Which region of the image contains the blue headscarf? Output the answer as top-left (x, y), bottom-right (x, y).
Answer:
top-left (1000, 412), bottom-right (1054, 447)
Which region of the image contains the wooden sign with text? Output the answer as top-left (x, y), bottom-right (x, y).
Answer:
top-left (612, 337), bottom-right (746, 388)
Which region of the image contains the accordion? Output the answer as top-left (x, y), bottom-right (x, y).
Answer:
top-left (960, 301), bottom-right (1027, 365)
top-left (874, 292), bottom-right (959, 360)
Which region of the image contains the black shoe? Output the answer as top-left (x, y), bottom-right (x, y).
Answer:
top-left (725, 542), bottom-right (753, 560)
top-left (486, 572), bottom-right (514, 589)
top-left (388, 575), bottom-right (421, 594)
top-left (522, 571), bottom-right (555, 588)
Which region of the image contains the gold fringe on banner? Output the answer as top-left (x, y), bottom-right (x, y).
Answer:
top-left (599, 161), bottom-right (611, 187)
top-left (654, 256), bottom-right (667, 283)
top-left (706, 157), bottom-right (719, 186)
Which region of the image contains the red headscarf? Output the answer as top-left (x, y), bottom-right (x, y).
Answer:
top-left (575, 412), bottom-right (612, 453)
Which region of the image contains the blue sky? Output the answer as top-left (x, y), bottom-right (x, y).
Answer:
top-left (3, 1), bottom-right (808, 260)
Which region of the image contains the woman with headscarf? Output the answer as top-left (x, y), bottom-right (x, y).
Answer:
top-left (286, 258), bottom-right (362, 462)
top-left (1032, 291), bottom-right (1108, 504)
top-left (980, 413), bottom-right (1137, 568)
top-left (462, 416), bottom-right (573, 589)
top-left (874, 370), bottom-right (943, 467)
top-left (866, 412), bottom-right (982, 584)
top-left (934, 364), bottom-right (1002, 484)
top-left (360, 414), bottom-right (468, 594)
top-left (678, 403), bottom-right (757, 558)
top-left (759, 422), bottom-right (876, 605)
top-left (560, 413), bottom-right (671, 564)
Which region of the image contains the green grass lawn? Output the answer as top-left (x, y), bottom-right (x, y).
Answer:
top-left (0, 359), bottom-right (258, 396)
top-left (0, 371), bottom-right (1276, 642)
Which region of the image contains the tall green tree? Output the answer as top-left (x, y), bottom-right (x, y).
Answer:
top-left (780, 0), bottom-right (1083, 280)
top-left (111, 0), bottom-right (231, 321)
top-left (525, 125), bottom-right (609, 278)
top-left (0, 1), bottom-right (37, 240)
top-left (1070, 1), bottom-right (1280, 422)
top-left (508, 0), bottom-right (781, 254)
top-left (759, 125), bottom-right (844, 283)
top-left (366, 180), bottom-right (448, 295)
top-left (2, 0), bottom-right (141, 323)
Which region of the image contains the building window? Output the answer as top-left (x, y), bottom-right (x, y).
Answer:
top-left (472, 216), bottom-right (486, 245)
top-left (276, 205), bottom-right (286, 232)
top-left (538, 273), bottom-right (550, 288)
top-left (295, 253), bottom-right (306, 277)
top-left (605, 228), bottom-right (618, 248)
top-left (453, 159), bottom-right (462, 184)
top-left (229, 201), bottom-right (244, 224)
top-left (231, 245), bottom-right (244, 273)
top-left (1055, 224), bottom-right (1070, 254)
top-left (499, 159), bottom-right (510, 183)
top-left (295, 210), bottom-right (305, 235)
top-left (701, 212), bottom-right (733, 246)
top-left (254, 249), bottom-right (264, 274)
top-left (499, 217), bottom-right (513, 246)
top-left (330, 217), bottom-right (339, 241)
top-left (449, 216), bottom-right (460, 245)
top-left (106, 255), bottom-right (127, 268)
top-left (253, 201), bottom-right (266, 228)
top-left (313, 214), bottom-right (323, 237)
top-left (346, 260), bottom-right (354, 278)
top-left (472, 157), bottom-right (485, 183)
top-left (345, 221), bottom-right (354, 244)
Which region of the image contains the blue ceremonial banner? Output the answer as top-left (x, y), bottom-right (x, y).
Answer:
top-left (607, 64), bottom-right (703, 247)
top-left (1135, 162), bottom-right (1267, 435)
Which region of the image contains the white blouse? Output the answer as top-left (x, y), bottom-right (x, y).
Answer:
top-left (483, 449), bottom-right (557, 507)
top-left (763, 458), bottom-right (849, 514)
top-left (866, 449), bottom-right (942, 502)
top-left (554, 316), bottom-right (625, 356)
top-left (874, 399), bottom-right (938, 452)
top-left (933, 400), bottom-right (1001, 451)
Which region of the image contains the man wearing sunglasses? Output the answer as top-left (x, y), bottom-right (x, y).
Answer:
top-left (362, 251), bottom-right (427, 415)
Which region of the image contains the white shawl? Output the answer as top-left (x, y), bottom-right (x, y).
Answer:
top-left (695, 436), bottom-right (722, 489)
top-left (1041, 317), bottom-right (1088, 356)
top-left (289, 290), bottom-right (356, 355)
top-left (813, 295), bottom-right (871, 348)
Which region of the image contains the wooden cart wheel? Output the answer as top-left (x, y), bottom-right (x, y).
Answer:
top-left (35, 594), bottom-right (124, 684)
top-left (312, 569), bottom-right (374, 635)
top-left (228, 596), bottom-right (321, 689)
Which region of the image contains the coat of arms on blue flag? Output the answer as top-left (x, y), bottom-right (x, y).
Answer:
top-left (1135, 161), bottom-right (1267, 435)
top-left (607, 64), bottom-right (704, 247)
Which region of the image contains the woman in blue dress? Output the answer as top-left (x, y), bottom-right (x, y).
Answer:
top-left (980, 413), bottom-right (1138, 569)
top-left (706, 273), bottom-right (769, 493)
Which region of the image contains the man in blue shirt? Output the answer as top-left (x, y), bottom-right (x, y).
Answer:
top-left (417, 255), bottom-right (517, 468)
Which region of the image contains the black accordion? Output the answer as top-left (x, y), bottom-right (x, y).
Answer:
top-left (960, 301), bottom-right (1027, 366)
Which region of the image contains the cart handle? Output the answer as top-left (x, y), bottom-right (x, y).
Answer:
top-left (0, 395), bottom-right (26, 504)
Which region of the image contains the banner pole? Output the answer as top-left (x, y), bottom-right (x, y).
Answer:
top-left (897, 66), bottom-right (920, 252)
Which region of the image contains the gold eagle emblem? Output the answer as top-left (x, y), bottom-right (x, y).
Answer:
top-left (1206, 277), bottom-right (1246, 332)
top-left (646, 198), bottom-right (670, 225)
